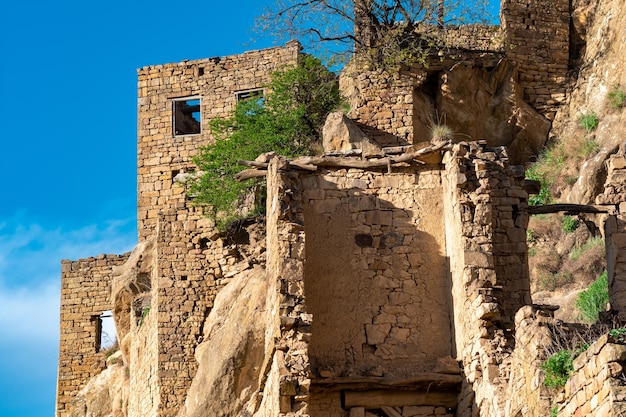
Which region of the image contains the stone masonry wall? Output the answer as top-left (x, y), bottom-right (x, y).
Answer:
top-left (57, 254), bottom-right (130, 417)
top-left (301, 166), bottom-right (451, 379)
top-left (555, 333), bottom-right (626, 416)
top-left (137, 41), bottom-right (301, 241)
top-left (597, 153), bottom-right (626, 320)
top-left (502, 0), bottom-right (570, 119)
top-left (441, 143), bottom-right (531, 416)
top-left (341, 68), bottom-right (418, 147)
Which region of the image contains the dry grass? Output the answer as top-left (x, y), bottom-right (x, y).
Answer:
top-left (528, 215), bottom-right (606, 294)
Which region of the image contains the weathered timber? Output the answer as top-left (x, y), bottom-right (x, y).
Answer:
top-left (312, 373), bottom-right (462, 391)
top-left (528, 204), bottom-right (613, 215)
top-left (343, 390), bottom-right (458, 408)
top-left (234, 169), bottom-right (267, 181)
top-left (380, 406), bottom-right (403, 417)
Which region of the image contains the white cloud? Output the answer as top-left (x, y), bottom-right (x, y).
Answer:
top-left (0, 282), bottom-right (60, 343)
top-left (0, 213), bottom-right (137, 343)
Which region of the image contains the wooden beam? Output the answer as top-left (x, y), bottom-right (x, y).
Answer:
top-left (234, 169), bottom-right (267, 181)
top-left (528, 204), bottom-right (613, 215)
top-left (343, 390), bottom-right (457, 408)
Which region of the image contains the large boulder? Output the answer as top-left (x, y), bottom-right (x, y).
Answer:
top-left (179, 265), bottom-right (270, 417)
top-left (322, 112), bottom-right (383, 157)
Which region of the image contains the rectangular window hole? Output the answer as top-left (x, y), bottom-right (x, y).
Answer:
top-left (94, 310), bottom-right (117, 352)
top-left (173, 98), bottom-right (201, 136)
top-left (180, 275), bottom-right (188, 281)
top-left (236, 88), bottom-right (264, 103)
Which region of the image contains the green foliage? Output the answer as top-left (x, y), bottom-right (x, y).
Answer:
top-left (575, 271), bottom-right (609, 323)
top-left (550, 405), bottom-right (559, 417)
top-left (607, 88), bottom-right (626, 110)
top-left (541, 349), bottom-right (574, 388)
top-left (609, 328), bottom-right (626, 343)
top-left (139, 306), bottom-right (151, 327)
top-left (579, 112), bottom-right (599, 132)
top-left (526, 164), bottom-right (552, 206)
top-left (562, 216), bottom-right (579, 233)
top-left (190, 55), bottom-right (342, 229)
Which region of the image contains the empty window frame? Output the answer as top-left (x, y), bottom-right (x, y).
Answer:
top-left (236, 88), bottom-right (264, 104)
top-left (94, 310), bottom-right (117, 352)
top-left (173, 97), bottom-right (201, 136)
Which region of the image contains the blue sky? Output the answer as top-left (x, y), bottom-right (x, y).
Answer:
top-left (0, 1), bottom-right (499, 416)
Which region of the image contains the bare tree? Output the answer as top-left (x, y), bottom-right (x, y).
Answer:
top-left (257, 0), bottom-right (493, 68)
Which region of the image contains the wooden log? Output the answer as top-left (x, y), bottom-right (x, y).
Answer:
top-left (343, 390), bottom-right (457, 408)
top-left (528, 204), bottom-right (612, 215)
top-left (380, 406), bottom-right (403, 417)
top-left (234, 169), bottom-right (267, 181)
top-left (287, 161), bottom-right (317, 171)
top-left (238, 160), bottom-right (269, 168)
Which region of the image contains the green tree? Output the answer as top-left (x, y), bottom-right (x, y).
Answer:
top-left (189, 55), bottom-right (342, 229)
top-left (257, 0), bottom-right (494, 68)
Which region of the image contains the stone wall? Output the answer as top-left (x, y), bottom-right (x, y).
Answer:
top-left (301, 166), bottom-right (451, 378)
top-left (57, 254), bottom-right (130, 417)
top-left (597, 153), bottom-right (626, 320)
top-left (136, 41), bottom-right (301, 241)
top-left (555, 333), bottom-right (626, 416)
top-left (441, 143), bottom-right (531, 416)
top-left (341, 68), bottom-right (418, 147)
top-left (502, 0), bottom-right (570, 119)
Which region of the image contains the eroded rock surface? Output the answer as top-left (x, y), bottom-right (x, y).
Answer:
top-left (178, 265), bottom-right (269, 417)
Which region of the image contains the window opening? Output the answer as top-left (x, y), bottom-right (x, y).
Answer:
top-left (173, 98), bottom-right (201, 136)
top-left (95, 310), bottom-right (117, 352)
top-left (236, 89), bottom-right (264, 104)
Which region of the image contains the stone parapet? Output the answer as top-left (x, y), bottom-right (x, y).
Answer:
top-left (555, 333), bottom-right (626, 416)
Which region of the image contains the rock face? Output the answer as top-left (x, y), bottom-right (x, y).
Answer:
top-left (178, 265), bottom-right (269, 417)
top-left (110, 239), bottom-right (155, 361)
top-left (67, 353), bottom-right (129, 417)
top-left (551, 0), bottom-right (626, 204)
top-left (437, 60), bottom-right (551, 164)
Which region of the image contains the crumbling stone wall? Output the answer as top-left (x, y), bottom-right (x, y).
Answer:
top-left (441, 143), bottom-right (531, 416)
top-left (502, 0), bottom-right (570, 119)
top-left (137, 41), bottom-right (301, 241)
top-left (57, 254), bottom-right (130, 417)
top-left (595, 153), bottom-right (626, 320)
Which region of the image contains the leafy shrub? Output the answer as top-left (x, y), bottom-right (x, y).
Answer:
top-left (609, 328), bottom-right (626, 343)
top-left (607, 88), bottom-right (626, 110)
top-left (579, 112), bottom-right (599, 132)
top-left (541, 349), bottom-right (575, 388)
top-left (189, 55), bottom-right (342, 229)
top-left (575, 271), bottom-right (609, 323)
top-left (550, 405), bottom-right (558, 417)
top-left (526, 165), bottom-right (552, 206)
top-left (562, 216), bottom-right (579, 233)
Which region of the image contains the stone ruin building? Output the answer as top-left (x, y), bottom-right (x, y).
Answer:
top-left (56, 1), bottom-right (626, 416)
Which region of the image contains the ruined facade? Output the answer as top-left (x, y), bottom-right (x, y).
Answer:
top-left (56, 1), bottom-right (626, 417)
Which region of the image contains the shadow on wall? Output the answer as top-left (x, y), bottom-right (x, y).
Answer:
top-left (301, 170), bottom-right (454, 379)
